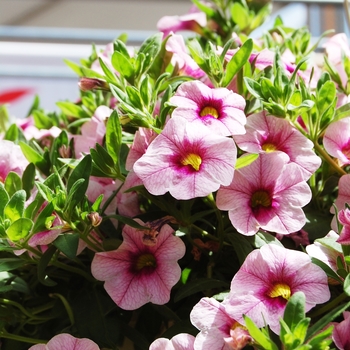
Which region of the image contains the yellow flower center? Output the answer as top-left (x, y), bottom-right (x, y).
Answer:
top-left (200, 106), bottom-right (219, 119)
top-left (262, 143), bottom-right (277, 153)
top-left (181, 153), bottom-right (202, 171)
top-left (251, 190), bottom-right (271, 208)
top-left (268, 283), bottom-right (291, 300)
top-left (135, 253), bottom-right (157, 271)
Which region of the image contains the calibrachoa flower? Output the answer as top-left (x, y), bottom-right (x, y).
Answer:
top-left (91, 219), bottom-right (185, 310)
top-left (0, 140), bottom-right (29, 182)
top-left (28, 333), bottom-right (100, 350)
top-left (157, 5), bottom-right (207, 37)
top-left (332, 311), bottom-right (350, 350)
top-left (190, 297), bottom-right (252, 350)
top-left (323, 117), bottom-right (350, 166)
top-left (337, 208), bottom-right (350, 244)
top-left (306, 230), bottom-right (344, 283)
top-left (169, 80), bottom-right (246, 136)
top-left (233, 112), bottom-right (321, 180)
top-left (224, 243), bottom-right (330, 334)
top-left (133, 117), bottom-right (237, 200)
top-left (216, 152), bottom-right (311, 235)
top-left (150, 333), bottom-right (196, 350)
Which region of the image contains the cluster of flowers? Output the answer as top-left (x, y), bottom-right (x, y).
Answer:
top-left (2, 0), bottom-right (350, 349)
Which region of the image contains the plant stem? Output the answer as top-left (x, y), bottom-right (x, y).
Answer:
top-left (308, 291), bottom-right (349, 318)
top-left (0, 330), bottom-right (47, 345)
top-left (52, 260), bottom-right (95, 282)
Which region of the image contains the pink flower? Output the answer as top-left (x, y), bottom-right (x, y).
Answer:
top-left (73, 105), bottom-right (112, 157)
top-left (323, 117), bottom-right (350, 166)
top-left (323, 33), bottom-right (350, 88)
top-left (306, 230), bottom-right (343, 284)
top-left (91, 219), bottom-right (185, 310)
top-left (216, 152), bottom-right (312, 235)
top-left (169, 80), bottom-right (246, 136)
top-left (233, 112), bottom-right (321, 180)
top-left (150, 333), bottom-right (195, 350)
top-left (157, 6), bottom-right (207, 37)
top-left (332, 311), bottom-right (350, 350)
top-left (224, 244), bottom-right (330, 334)
top-left (0, 140), bottom-right (29, 182)
top-left (337, 208), bottom-right (350, 245)
top-left (28, 333), bottom-right (99, 350)
top-left (190, 297), bottom-right (252, 350)
top-left (133, 117), bottom-right (236, 200)
top-left (166, 34), bottom-right (205, 79)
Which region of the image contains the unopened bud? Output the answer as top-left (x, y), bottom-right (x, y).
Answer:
top-left (78, 77), bottom-right (109, 92)
top-left (87, 212), bottom-right (103, 227)
top-left (58, 144), bottom-right (71, 158)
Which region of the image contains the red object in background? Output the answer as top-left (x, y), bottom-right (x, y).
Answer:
top-left (0, 88), bottom-right (33, 104)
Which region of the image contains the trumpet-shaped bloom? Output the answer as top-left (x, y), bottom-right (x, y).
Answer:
top-left (233, 112), bottom-right (321, 180)
top-left (216, 152), bottom-right (311, 235)
top-left (190, 297), bottom-right (252, 350)
top-left (28, 333), bottom-right (99, 350)
top-left (224, 244), bottom-right (330, 334)
top-left (337, 208), bottom-right (350, 245)
top-left (332, 311), bottom-right (350, 350)
top-left (323, 117), bottom-right (350, 166)
top-left (133, 117), bottom-right (237, 200)
top-left (170, 80), bottom-right (246, 136)
top-left (150, 333), bottom-right (195, 350)
top-left (91, 220), bottom-right (185, 310)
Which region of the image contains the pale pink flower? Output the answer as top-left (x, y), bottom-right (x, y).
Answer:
top-left (133, 117), bottom-right (236, 200)
top-left (190, 297), bottom-right (252, 350)
top-left (323, 33), bottom-right (350, 88)
top-left (224, 244), bottom-right (330, 334)
top-left (16, 116), bottom-right (62, 141)
top-left (331, 174), bottom-right (350, 230)
top-left (337, 208), bottom-right (350, 245)
top-left (150, 333), bottom-right (195, 350)
top-left (166, 34), bottom-right (205, 79)
top-left (157, 6), bottom-right (207, 37)
top-left (233, 112), bottom-right (321, 180)
top-left (169, 80), bottom-right (246, 136)
top-left (73, 105), bottom-right (112, 157)
top-left (306, 230), bottom-right (343, 284)
top-left (332, 311), bottom-right (350, 350)
top-left (28, 333), bottom-right (99, 350)
top-left (216, 152), bottom-right (312, 235)
top-left (0, 140), bottom-right (29, 182)
top-left (125, 127), bottom-right (157, 171)
top-left (323, 117), bottom-right (350, 166)
top-left (91, 219), bottom-right (185, 310)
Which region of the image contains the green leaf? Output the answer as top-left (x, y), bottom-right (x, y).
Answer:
top-left (174, 278), bottom-right (229, 303)
top-left (244, 315), bottom-right (279, 350)
top-left (111, 51), bottom-right (134, 82)
top-left (0, 258), bottom-right (26, 272)
top-left (19, 141), bottom-right (50, 175)
top-left (22, 163), bottom-right (36, 200)
top-left (244, 77), bottom-right (263, 99)
top-left (67, 154), bottom-right (92, 200)
top-left (105, 110), bottom-right (122, 168)
top-left (4, 190), bottom-right (26, 222)
top-left (6, 217), bottom-right (33, 241)
top-left (32, 202), bottom-right (54, 234)
top-left (56, 101), bottom-right (90, 119)
top-left (231, 2), bottom-right (250, 30)
top-left (4, 123), bottom-right (27, 143)
top-left (37, 245), bottom-right (57, 286)
top-left (283, 291), bottom-right (306, 331)
top-left (311, 257), bottom-right (343, 284)
top-left (4, 171), bottom-right (22, 198)
top-left (53, 233), bottom-right (79, 259)
top-left (0, 183), bottom-right (9, 218)
top-left (223, 39), bottom-right (253, 87)
top-left (235, 153), bottom-right (258, 169)
top-left (98, 57), bottom-right (119, 85)
top-left (343, 273), bottom-right (350, 296)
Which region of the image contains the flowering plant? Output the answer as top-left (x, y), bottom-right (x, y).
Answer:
top-left (2, 0), bottom-right (350, 349)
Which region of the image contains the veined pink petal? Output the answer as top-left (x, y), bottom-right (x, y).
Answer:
top-left (150, 333), bottom-right (195, 350)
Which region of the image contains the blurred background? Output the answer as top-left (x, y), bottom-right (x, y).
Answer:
top-left (0, 0), bottom-right (349, 118)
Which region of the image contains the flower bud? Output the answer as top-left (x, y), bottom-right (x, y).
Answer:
top-left (58, 144), bottom-right (71, 158)
top-left (78, 78), bottom-right (109, 92)
top-left (87, 212), bottom-right (103, 227)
